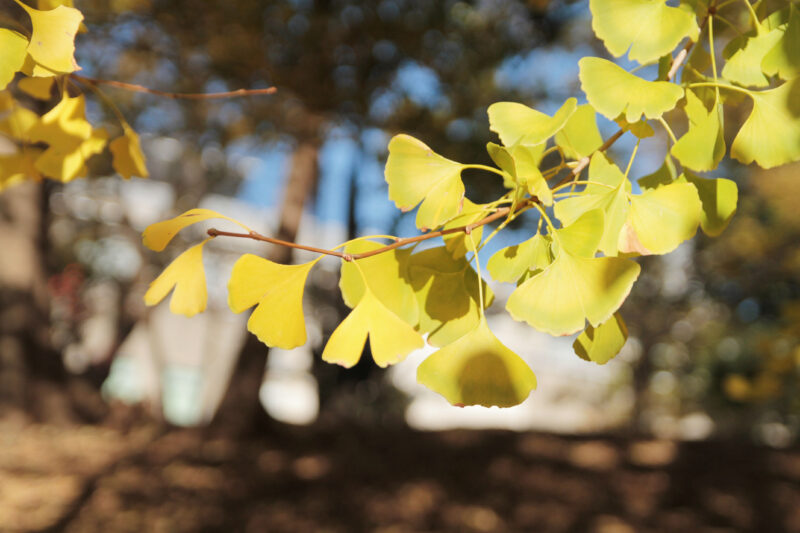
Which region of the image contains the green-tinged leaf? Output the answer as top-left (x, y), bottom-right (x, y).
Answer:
top-left (762, 6), bottom-right (800, 80)
top-left (385, 134), bottom-right (465, 230)
top-left (14, 1), bottom-right (83, 74)
top-left (621, 182), bottom-right (701, 255)
top-left (442, 199), bottom-right (488, 259)
top-left (321, 289), bottom-right (423, 368)
top-left (638, 156), bottom-right (677, 190)
top-left (0, 29), bottom-right (28, 90)
top-left (17, 75), bottom-right (54, 99)
top-left (507, 228), bottom-right (640, 336)
top-left (109, 126), bottom-right (148, 179)
top-left (556, 207), bottom-right (605, 257)
top-left (143, 240), bottom-right (209, 317)
top-left (417, 319), bottom-right (536, 407)
top-left (34, 127), bottom-right (107, 182)
top-left (555, 104), bottom-right (603, 160)
top-left (409, 246), bottom-right (493, 347)
top-left (488, 98), bottom-right (577, 147)
top-left (554, 153), bottom-right (630, 256)
top-left (579, 57), bottom-right (684, 122)
top-left (486, 142), bottom-right (517, 189)
top-left (339, 240), bottom-right (418, 326)
top-left (488, 234), bottom-right (552, 283)
top-left (143, 208), bottom-right (251, 252)
top-left (671, 90), bottom-right (725, 172)
top-left (488, 143), bottom-right (551, 204)
top-left (682, 171), bottom-right (738, 236)
top-left (573, 313), bottom-right (628, 365)
top-left (722, 27), bottom-right (783, 88)
top-left (731, 79), bottom-right (800, 169)
top-left (589, 0), bottom-right (699, 64)
top-left (626, 120), bottom-right (655, 139)
top-left (228, 254), bottom-right (317, 349)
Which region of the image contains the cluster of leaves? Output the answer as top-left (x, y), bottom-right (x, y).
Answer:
top-left (142, 0), bottom-right (800, 408)
top-left (4, 0), bottom-right (800, 408)
top-left (0, 0), bottom-right (147, 190)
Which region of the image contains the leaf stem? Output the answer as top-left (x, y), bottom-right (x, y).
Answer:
top-left (687, 81), bottom-right (753, 97)
top-left (708, 15), bottom-right (721, 104)
top-left (462, 164), bottom-right (508, 178)
top-left (624, 140), bottom-right (640, 179)
top-left (740, 0), bottom-right (761, 31)
top-left (467, 233), bottom-right (486, 318)
top-left (69, 74), bottom-right (277, 100)
top-left (657, 117), bottom-right (679, 145)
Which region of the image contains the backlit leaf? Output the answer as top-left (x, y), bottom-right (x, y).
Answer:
top-left (671, 90), bottom-right (725, 172)
top-left (228, 254), bottom-right (318, 349)
top-left (622, 182), bottom-right (701, 255)
top-left (110, 126), bottom-right (148, 179)
top-left (722, 27), bottom-right (782, 88)
top-left (0, 29), bottom-right (28, 90)
top-left (579, 57), bottom-right (684, 123)
top-left (385, 134), bottom-right (465, 230)
top-left (488, 98), bottom-right (577, 147)
top-left (28, 93), bottom-right (92, 140)
top-left (487, 143), bottom-right (551, 204)
top-left (589, 0), bottom-right (699, 64)
top-left (730, 79), bottom-right (800, 169)
top-left (507, 210), bottom-right (640, 336)
top-left (762, 5), bottom-right (800, 80)
top-left (681, 171), bottom-right (738, 237)
top-left (33, 127), bottom-right (107, 182)
top-left (339, 240), bottom-right (418, 326)
top-left (573, 313), bottom-right (628, 365)
top-left (321, 288), bottom-right (423, 368)
top-left (143, 240), bottom-right (210, 317)
top-left (143, 208), bottom-right (251, 251)
top-left (417, 319), bottom-right (537, 407)
top-left (555, 104), bottom-right (603, 160)
top-left (487, 234), bottom-right (552, 283)
top-left (410, 246), bottom-right (493, 347)
top-left (14, 0), bottom-right (83, 74)
top-left (442, 199), bottom-right (488, 259)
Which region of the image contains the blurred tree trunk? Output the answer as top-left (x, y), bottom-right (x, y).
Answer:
top-left (210, 139), bottom-right (320, 435)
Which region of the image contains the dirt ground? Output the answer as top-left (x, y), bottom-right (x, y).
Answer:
top-left (1, 411), bottom-right (799, 533)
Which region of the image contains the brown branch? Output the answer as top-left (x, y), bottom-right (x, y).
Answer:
top-left (69, 74), bottom-right (276, 100)
top-left (207, 206), bottom-right (515, 262)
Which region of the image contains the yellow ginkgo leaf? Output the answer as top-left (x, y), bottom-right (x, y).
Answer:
top-left (28, 93), bottom-right (92, 141)
top-left (17, 75), bottom-right (54, 99)
top-left (0, 29), bottom-right (28, 90)
top-left (14, 0), bottom-right (83, 74)
top-left (34, 127), bottom-right (107, 182)
top-left (228, 254), bottom-right (318, 350)
top-left (110, 126), bottom-right (148, 179)
top-left (144, 240), bottom-right (210, 317)
top-left (143, 208), bottom-right (251, 251)
top-left (0, 148), bottom-right (42, 190)
top-left (322, 289), bottom-right (424, 368)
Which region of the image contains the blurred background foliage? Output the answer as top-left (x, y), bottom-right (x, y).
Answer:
top-left (0, 0), bottom-right (798, 445)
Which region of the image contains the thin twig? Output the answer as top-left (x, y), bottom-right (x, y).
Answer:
top-left (69, 74), bottom-right (276, 100)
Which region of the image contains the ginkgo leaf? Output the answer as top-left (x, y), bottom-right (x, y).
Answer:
top-left (554, 153), bottom-right (630, 256)
top-left (681, 171), bottom-right (738, 237)
top-left (487, 234), bottom-right (552, 283)
top-left (385, 134), bottom-right (465, 230)
top-left (637, 156), bottom-right (677, 190)
top-left (671, 90), bottom-right (725, 172)
top-left (507, 209), bottom-right (640, 336)
top-left (339, 240), bottom-right (418, 326)
top-left (625, 120), bottom-right (655, 139)
top-left (417, 319), bottom-right (537, 407)
top-left (730, 79), bottom-right (800, 169)
top-left (110, 126), bottom-right (148, 179)
top-left (409, 246), bottom-right (493, 347)
top-left (144, 240), bottom-right (210, 317)
top-left (621, 182), bottom-right (701, 255)
top-left (14, 0), bottom-right (83, 74)
top-left (722, 27), bottom-right (783, 88)
top-left (762, 5), bottom-right (800, 80)
top-left (487, 143), bottom-right (551, 204)
top-left (555, 104), bottom-right (603, 160)
top-left (579, 57), bottom-right (684, 123)
top-left (228, 254), bottom-right (317, 349)
top-left (0, 106), bottom-right (40, 139)
top-left (143, 208), bottom-right (251, 251)
top-left (34, 127), bottom-right (107, 182)
top-left (321, 289), bottom-right (423, 368)
top-left (28, 93), bottom-right (92, 141)
top-left (17, 75), bottom-right (54, 99)
top-left (442, 199), bottom-right (488, 259)
top-left (0, 148), bottom-right (42, 190)
top-left (573, 313), bottom-right (628, 365)
top-left (488, 98), bottom-right (577, 147)
top-left (589, 0), bottom-right (699, 64)
top-left (0, 29), bottom-right (28, 90)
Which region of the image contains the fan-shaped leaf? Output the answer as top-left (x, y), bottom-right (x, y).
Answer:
top-left (385, 134), bottom-right (465, 230)
top-left (589, 0), bottom-right (699, 64)
top-left (0, 29), bottom-right (28, 90)
top-left (143, 208), bottom-right (251, 251)
top-left (228, 254), bottom-right (317, 349)
top-left (14, 1), bottom-right (83, 74)
top-left (682, 171), bottom-right (738, 237)
top-left (110, 126), bottom-right (148, 179)
top-left (488, 98), bottom-right (577, 147)
top-left (762, 5), bottom-right (800, 80)
top-left (722, 27), bottom-right (782, 88)
top-left (488, 234), bottom-right (552, 283)
top-left (417, 319), bottom-right (537, 407)
top-left (671, 90), bottom-right (725, 172)
top-left (144, 240), bottom-right (210, 317)
top-left (579, 57), bottom-right (684, 123)
top-left (555, 104), bottom-right (603, 160)
top-left (321, 289), bottom-right (423, 368)
top-left (573, 313), bottom-right (628, 365)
